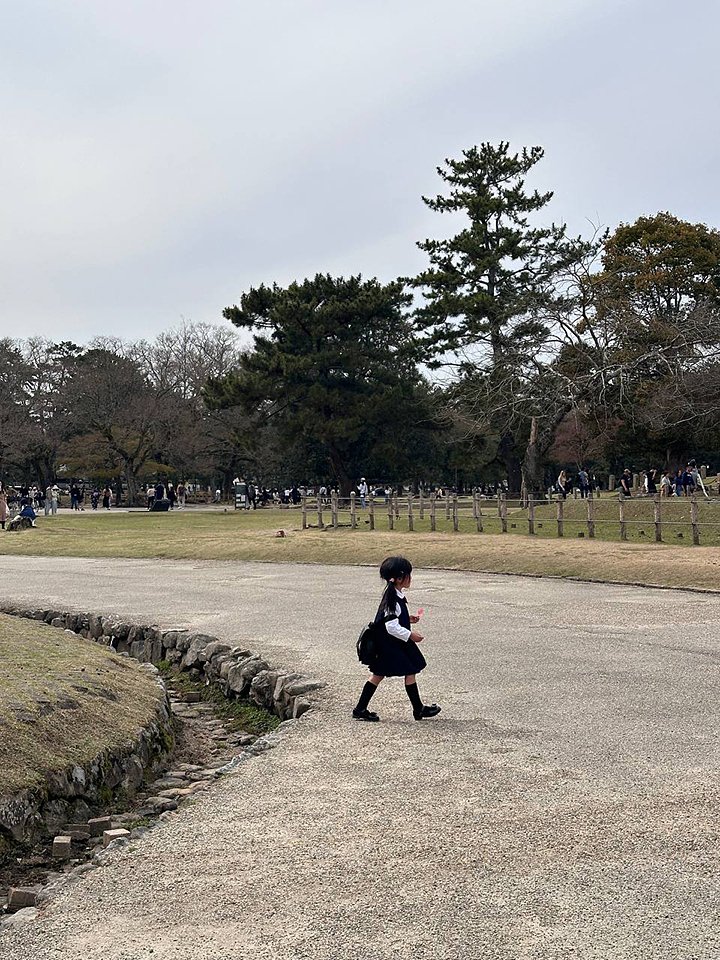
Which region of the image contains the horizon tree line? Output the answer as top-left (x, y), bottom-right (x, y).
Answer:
top-left (2, 143), bottom-right (719, 501)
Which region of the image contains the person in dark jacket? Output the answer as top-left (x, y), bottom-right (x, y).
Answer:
top-left (353, 556), bottom-right (441, 723)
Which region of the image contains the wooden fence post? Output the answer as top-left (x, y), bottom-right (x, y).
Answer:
top-left (691, 496), bottom-right (700, 545)
top-left (394, 495), bottom-right (400, 519)
top-left (430, 494), bottom-right (437, 532)
top-left (653, 494), bottom-right (662, 543)
top-left (557, 498), bottom-right (564, 537)
top-left (350, 491), bottom-right (357, 529)
top-left (445, 490), bottom-right (451, 521)
top-left (608, 473), bottom-right (615, 492)
top-left (472, 493), bottom-right (478, 521)
top-left (368, 495), bottom-right (375, 531)
top-left (331, 490), bottom-right (338, 529)
top-left (528, 498), bottom-right (535, 535)
top-left (419, 489), bottom-right (424, 520)
top-left (618, 491), bottom-right (627, 541)
top-left (408, 494), bottom-right (414, 532)
top-left (317, 496), bottom-right (324, 529)
top-left (301, 495), bottom-right (307, 530)
top-left (387, 496), bottom-right (394, 531)
top-left (500, 494), bottom-right (508, 534)
top-left (476, 497), bottom-right (483, 533)
top-left (586, 493), bottom-right (595, 539)
top-left (452, 493), bottom-right (459, 532)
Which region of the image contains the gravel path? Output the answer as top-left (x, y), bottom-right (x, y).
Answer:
top-left (1, 557), bottom-right (719, 959)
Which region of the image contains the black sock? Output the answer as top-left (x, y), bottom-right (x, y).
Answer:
top-left (355, 680), bottom-right (378, 712)
top-left (405, 681), bottom-right (423, 713)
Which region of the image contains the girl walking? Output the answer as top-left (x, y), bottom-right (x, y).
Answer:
top-left (353, 556), bottom-right (441, 722)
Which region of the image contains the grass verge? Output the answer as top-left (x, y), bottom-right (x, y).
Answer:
top-left (0, 614), bottom-right (164, 796)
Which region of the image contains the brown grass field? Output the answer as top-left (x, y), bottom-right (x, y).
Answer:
top-left (0, 508), bottom-right (719, 592)
top-left (0, 613), bottom-right (164, 797)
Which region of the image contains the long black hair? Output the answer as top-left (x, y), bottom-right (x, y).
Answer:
top-left (379, 555), bottom-right (413, 615)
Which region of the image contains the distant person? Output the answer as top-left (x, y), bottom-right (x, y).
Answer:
top-left (682, 467), bottom-right (695, 498)
top-left (645, 469), bottom-right (658, 496)
top-left (358, 478), bottom-right (369, 508)
top-left (214, 487), bottom-right (221, 503)
top-left (674, 469), bottom-right (685, 497)
top-left (167, 483), bottom-right (177, 509)
top-left (147, 484), bottom-right (155, 510)
top-left (91, 487), bottom-right (100, 510)
top-left (556, 470), bottom-right (568, 500)
top-left (577, 468), bottom-right (589, 499)
top-left (0, 488), bottom-right (7, 530)
top-left (155, 481), bottom-right (165, 503)
top-left (687, 460), bottom-right (706, 498)
top-left (70, 483), bottom-right (81, 510)
top-left (619, 470), bottom-right (633, 497)
top-left (44, 483), bottom-right (53, 516)
top-left (102, 485), bottom-right (112, 510)
top-left (660, 470), bottom-right (673, 497)
top-left (19, 502), bottom-right (37, 525)
top-left (177, 481), bottom-right (186, 509)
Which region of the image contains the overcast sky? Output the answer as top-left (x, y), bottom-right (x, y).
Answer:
top-left (1, 0), bottom-right (718, 343)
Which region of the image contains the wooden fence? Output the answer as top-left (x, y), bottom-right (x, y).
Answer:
top-left (300, 491), bottom-right (720, 545)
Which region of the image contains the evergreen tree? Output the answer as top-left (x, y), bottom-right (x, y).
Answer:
top-left (207, 274), bottom-right (438, 493)
top-left (413, 142), bottom-right (589, 491)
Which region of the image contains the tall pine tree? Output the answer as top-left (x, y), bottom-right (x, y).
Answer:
top-left (413, 142), bottom-right (586, 491)
top-left (207, 274), bottom-right (438, 493)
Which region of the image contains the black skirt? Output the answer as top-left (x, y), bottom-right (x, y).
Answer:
top-left (368, 632), bottom-right (427, 677)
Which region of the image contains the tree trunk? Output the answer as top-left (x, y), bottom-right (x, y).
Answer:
top-left (328, 446), bottom-right (352, 497)
top-left (521, 407), bottom-right (573, 498)
top-left (521, 417), bottom-right (543, 502)
top-left (498, 431), bottom-right (522, 495)
top-left (125, 470), bottom-right (138, 507)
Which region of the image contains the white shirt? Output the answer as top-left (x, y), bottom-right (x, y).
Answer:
top-left (384, 587), bottom-right (412, 643)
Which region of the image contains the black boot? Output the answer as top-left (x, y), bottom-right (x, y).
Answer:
top-left (405, 681), bottom-right (441, 721)
top-left (353, 680), bottom-right (380, 722)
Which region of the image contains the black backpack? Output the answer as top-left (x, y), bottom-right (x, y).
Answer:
top-left (356, 614), bottom-right (393, 665)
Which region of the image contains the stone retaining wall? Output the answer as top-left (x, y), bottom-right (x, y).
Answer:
top-left (1, 604), bottom-right (323, 848)
top-left (0, 605), bottom-right (323, 723)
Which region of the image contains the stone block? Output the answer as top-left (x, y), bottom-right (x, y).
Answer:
top-left (292, 697), bottom-right (312, 719)
top-left (198, 640), bottom-right (232, 663)
top-left (7, 887), bottom-right (37, 911)
top-left (103, 828), bottom-right (130, 847)
top-left (182, 634), bottom-right (215, 669)
top-left (52, 835), bottom-right (72, 859)
top-left (87, 816), bottom-right (112, 836)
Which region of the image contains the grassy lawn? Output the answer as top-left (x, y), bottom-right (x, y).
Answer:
top-left (0, 613), bottom-right (164, 797)
top-left (1, 507), bottom-right (720, 592)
